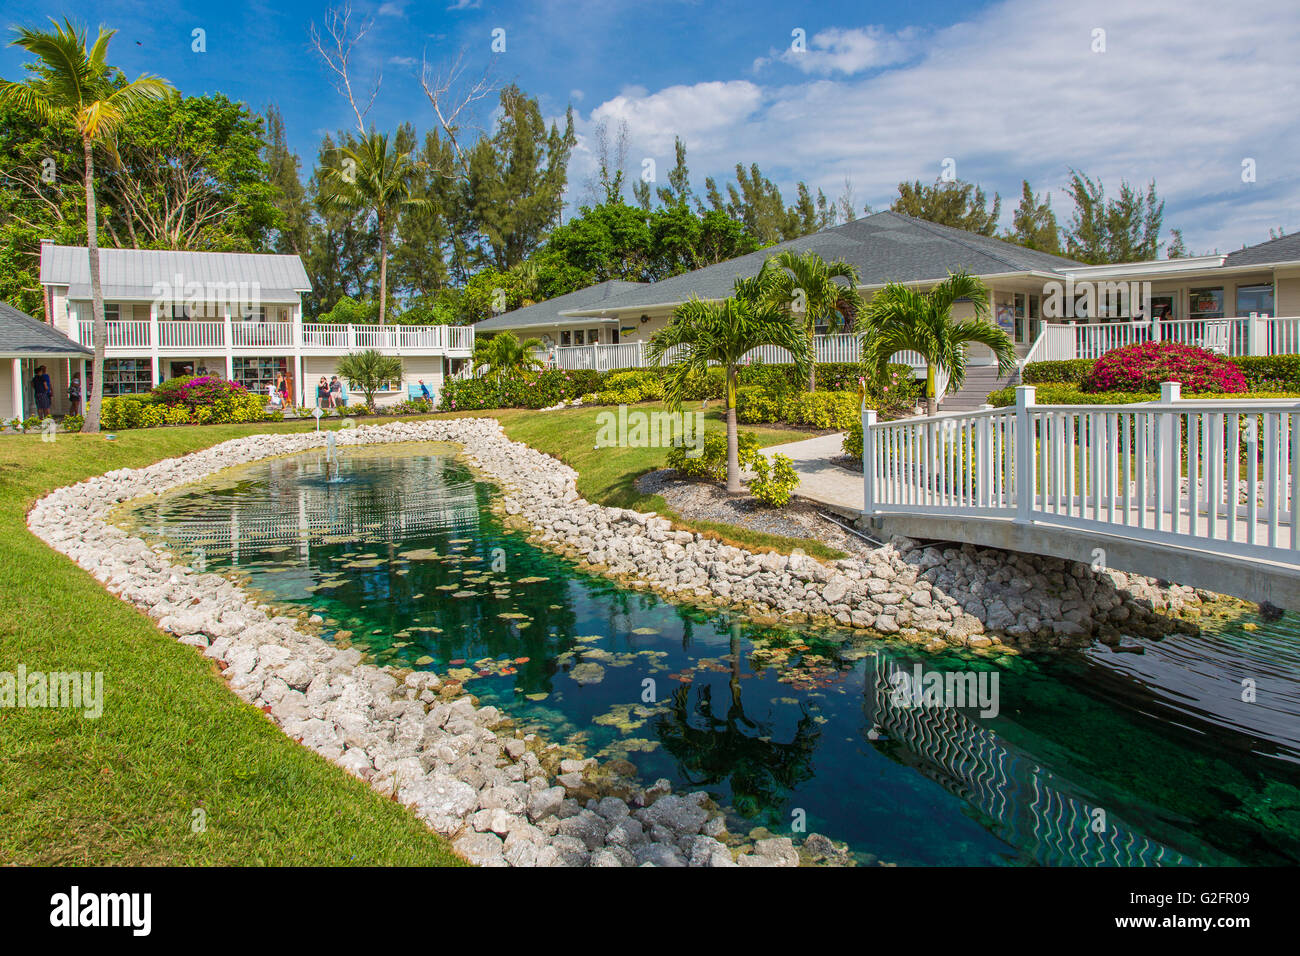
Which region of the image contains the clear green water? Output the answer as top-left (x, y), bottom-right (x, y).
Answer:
top-left (126, 444), bottom-right (1300, 866)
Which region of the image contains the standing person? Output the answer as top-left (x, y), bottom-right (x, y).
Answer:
top-left (67, 373), bottom-right (81, 416)
top-left (265, 381), bottom-right (283, 409)
top-left (275, 372), bottom-right (288, 406)
top-left (329, 375), bottom-right (342, 409)
top-left (316, 376), bottom-right (329, 409)
top-left (31, 365), bottom-right (52, 419)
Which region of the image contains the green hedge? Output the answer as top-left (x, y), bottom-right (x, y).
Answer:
top-left (440, 361), bottom-right (919, 412)
top-left (1021, 359), bottom-right (1097, 384)
top-left (100, 393), bottom-right (269, 429)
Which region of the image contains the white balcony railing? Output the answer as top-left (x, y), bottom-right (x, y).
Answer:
top-left (75, 319), bottom-right (470, 356)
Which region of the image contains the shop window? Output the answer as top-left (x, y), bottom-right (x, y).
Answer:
top-left (1188, 288), bottom-right (1224, 320)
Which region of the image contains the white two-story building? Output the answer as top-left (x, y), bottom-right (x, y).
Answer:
top-left (27, 240), bottom-right (472, 415)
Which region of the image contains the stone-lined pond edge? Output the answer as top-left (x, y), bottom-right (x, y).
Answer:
top-left (27, 418), bottom-right (1239, 866)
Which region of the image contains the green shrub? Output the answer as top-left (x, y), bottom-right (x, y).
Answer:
top-left (843, 421), bottom-right (863, 461)
top-left (786, 391), bottom-right (859, 430)
top-left (61, 414), bottom-right (83, 432)
top-left (1021, 359), bottom-right (1096, 384)
top-left (1231, 355), bottom-right (1300, 390)
top-left (665, 430), bottom-right (761, 481)
top-left (750, 453), bottom-right (799, 506)
top-left (735, 386), bottom-right (790, 424)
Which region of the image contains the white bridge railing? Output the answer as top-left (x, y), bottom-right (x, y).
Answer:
top-left (863, 384), bottom-right (1300, 563)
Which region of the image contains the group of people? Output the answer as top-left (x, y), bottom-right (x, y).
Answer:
top-left (265, 372), bottom-right (291, 409)
top-left (316, 375), bottom-right (344, 408)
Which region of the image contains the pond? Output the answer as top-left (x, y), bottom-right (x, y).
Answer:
top-left (123, 443), bottom-right (1300, 866)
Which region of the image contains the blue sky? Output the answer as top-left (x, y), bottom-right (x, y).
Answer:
top-left (3, 0), bottom-right (1298, 255)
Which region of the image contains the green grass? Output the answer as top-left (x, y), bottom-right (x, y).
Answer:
top-left (0, 403), bottom-right (833, 864)
top-left (0, 421), bottom-right (465, 866)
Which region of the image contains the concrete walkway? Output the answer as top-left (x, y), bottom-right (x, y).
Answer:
top-left (761, 432), bottom-right (862, 514)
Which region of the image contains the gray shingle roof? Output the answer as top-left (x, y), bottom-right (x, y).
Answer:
top-left (473, 280), bottom-right (646, 331)
top-left (0, 301), bottom-right (93, 357)
top-left (560, 211), bottom-right (1085, 315)
top-left (40, 245), bottom-right (311, 303)
top-left (1225, 232), bottom-right (1300, 267)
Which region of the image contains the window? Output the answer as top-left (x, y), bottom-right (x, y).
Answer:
top-left (232, 357), bottom-right (287, 393)
top-left (105, 304), bottom-right (120, 322)
top-left (1188, 288), bottom-right (1224, 320)
top-left (1235, 284), bottom-right (1274, 317)
top-left (574, 329), bottom-right (585, 346)
top-left (560, 330), bottom-right (571, 346)
top-left (589, 328), bottom-right (601, 344)
top-left (101, 358), bottom-right (152, 396)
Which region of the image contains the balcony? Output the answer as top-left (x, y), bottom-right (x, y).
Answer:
top-left (73, 320), bottom-right (474, 356)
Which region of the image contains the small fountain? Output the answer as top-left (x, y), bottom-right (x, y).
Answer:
top-left (325, 431), bottom-right (340, 482)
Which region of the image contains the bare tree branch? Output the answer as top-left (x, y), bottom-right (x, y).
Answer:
top-left (419, 46), bottom-right (494, 175)
top-left (310, 4), bottom-right (381, 135)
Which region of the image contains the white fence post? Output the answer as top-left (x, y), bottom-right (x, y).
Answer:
top-left (1248, 311), bottom-right (1266, 356)
top-left (1014, 385), bottom-right (1036, 523)
top-left (862, 406), bottom-right (877, 515)
top-left (1159, 381), bottom-right (1181, 517)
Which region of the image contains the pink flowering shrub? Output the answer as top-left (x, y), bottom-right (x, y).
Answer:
top-left (152, 374), bottom-right (250, 408)
top-left (1082, 341), bottom-right (1247, 394)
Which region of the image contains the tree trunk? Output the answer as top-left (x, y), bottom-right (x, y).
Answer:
top-left (378, 216), bottom-right (388, 326)
top-left (725, 366), bottom-right (742, 494)
top-left (807, 321), bottom-right (817, 392)
top-left (926, 362), bottom-right (938, 415)
top-left (82, 137), bottom-right (104, 434)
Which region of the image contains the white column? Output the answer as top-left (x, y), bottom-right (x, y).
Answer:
top-left (295, 354), bottom-right (305, 407)
top-left (1014, 385), bottom-right (1036, 523)
top-left (10, 358), bottom-right (22, 420)
top-left (223, 303), bottom-right (234, 380)
top-left (149, 302), bottom-right (160, 385)
top-left (78, 359), bottom-right (86, 414)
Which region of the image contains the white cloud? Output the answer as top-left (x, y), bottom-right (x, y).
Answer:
top-left (568, 0), bottom-right (1300, 252)
top-left (756, 26), bottom-right (918, 76)
top-left (446, 0), bottom-right (481, 10)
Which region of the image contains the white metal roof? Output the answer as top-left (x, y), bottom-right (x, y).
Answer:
top-left (40, 244), bottom-right (312, 302)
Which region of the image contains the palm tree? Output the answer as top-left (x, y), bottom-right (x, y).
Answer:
top-left (473, 331), bottom-right (544, 384)
top-left (648, 276), bottom-right (811, 493)
top-left (758, 249), bottom-right (864, 392)
top-left (1, 18), bottom-right (171, 432)
top-left (335, 349), bottom-right (403, 413)
top-left (319, 132), bottom-right (426, 325)
top-left (860, 271), bottom-right (1015, 415)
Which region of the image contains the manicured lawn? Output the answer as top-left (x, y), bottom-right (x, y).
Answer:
top-left (0, 422), bottom-right (465, 865)
top-left (0, 403), bottom-right (829, 864)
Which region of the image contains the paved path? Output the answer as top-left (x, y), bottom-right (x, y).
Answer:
top-left (761, 432), bottom-right (862, 514)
